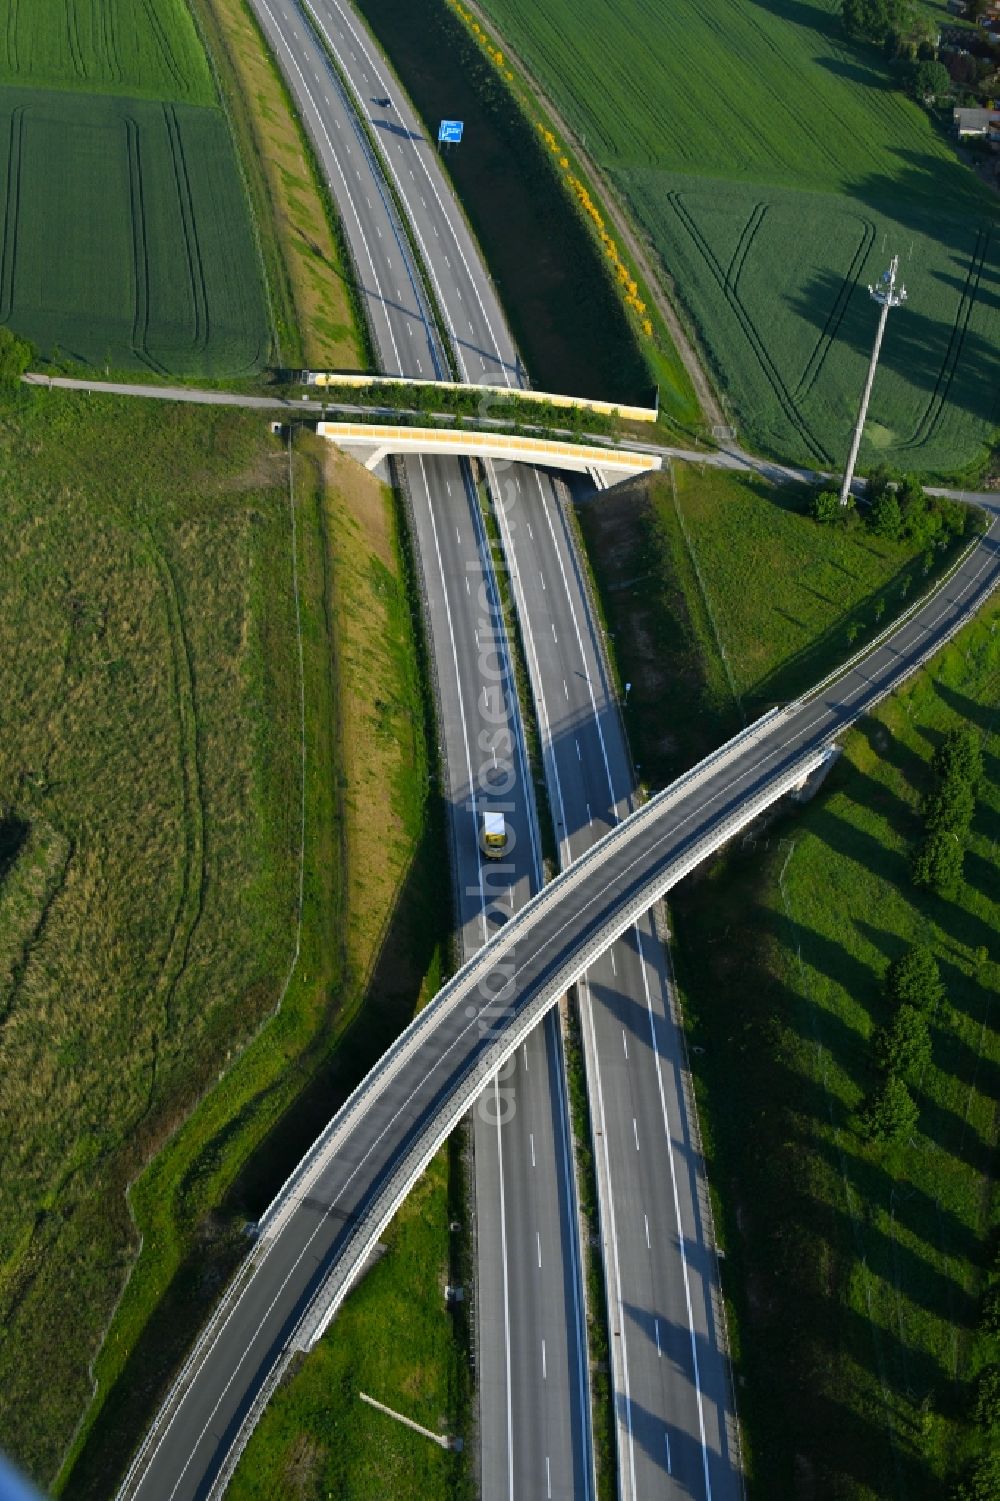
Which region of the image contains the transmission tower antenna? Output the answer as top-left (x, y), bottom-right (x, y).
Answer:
top-left (839, 255), bottom-right (907, 506)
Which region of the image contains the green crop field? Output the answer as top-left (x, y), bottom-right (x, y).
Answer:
top-left (0, 87), bottom-right (269, 374)
top-left (0, 0), bottom-right (270, 377)
top-left (478, 0), bottom-right (1000, 477)
top-left (0, 0), bottom-right (214, 103)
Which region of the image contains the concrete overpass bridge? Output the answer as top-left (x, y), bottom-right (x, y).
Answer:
top-left (117, 509), bottom-right (999, 1501)
top-left (316, 419), bottom-right (662, 483)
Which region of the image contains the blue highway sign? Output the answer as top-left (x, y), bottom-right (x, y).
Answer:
top-left (438, 119), bottom-right (464, 143)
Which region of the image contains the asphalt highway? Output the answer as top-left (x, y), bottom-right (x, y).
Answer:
top-left (298, 4), bottom-right (739, 1489)
top-left (493, 457), bottom-right (741, 1498)
top-left (116, 492), bottom-right (1000, 1501)
top-left (239, 2), bottom-right (591, 1496)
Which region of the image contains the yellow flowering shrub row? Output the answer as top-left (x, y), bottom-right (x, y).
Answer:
top-left (445, 0), bottom-right (654, 340)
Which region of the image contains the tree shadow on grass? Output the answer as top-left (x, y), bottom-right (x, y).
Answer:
top-left (932, 678), bottom-right (1000, 738)
top-left (63, 811), bottom-right (451, 1501)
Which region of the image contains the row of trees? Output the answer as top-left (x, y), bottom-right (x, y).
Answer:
top-left (859, 945), bottom-right (943, 1143)
top-left (912, 726), bottom-right (984, 898)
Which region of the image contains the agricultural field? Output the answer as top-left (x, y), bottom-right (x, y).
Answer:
top-left (477, 0), bottom-right (1000, 476)
top-left (0, 0), bottom-right (214, 103)
top-left (0, 0), bottom-right (270, 376)
top-left (0, 392), bottom-right (301, 1486)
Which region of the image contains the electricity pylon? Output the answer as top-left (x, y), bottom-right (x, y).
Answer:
top-left (839, 255), bottom-right (907, 505)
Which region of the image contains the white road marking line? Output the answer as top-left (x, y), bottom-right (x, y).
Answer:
top-left (655, 1317), bottom-right (661, 1356)
top-left (540, 573), bottom-right (546, 590)
top-left (665, 1432), bottom-right (672, 1474)
top-left (523, 1043), bottom-right (529, 1071)
top-left (610, 948), bottom-right (616, 975)
top-left (541, 1337), bottom-right (547, 1377)
top-left (536, 1232), bottom-right (542, 1268)
top-left (563, 679), bottom-right (569, 699)
top-left (551, 622), bottom-right (558, 643)
top-left (546, 1456), bottom-right (552, 1498)
top-left (575, 738), bottom-right (581, 760)
top-left (530, 1132), bottom-right (535, 1167)
top-left (526, 522), bottom-right (533, 539)
top-left (645, 1214), bottom-right (650, 1248)
top-left (622, 1028), bottom-right (628, 1059)
top-left (465, 576), bottom-right (470, 594)
top-left (456, 527), bottom-right (462, 545)
top-left (587, 803), bottom-right (593, 830)
top-left (633, 1117), bottom-right (640, 1151)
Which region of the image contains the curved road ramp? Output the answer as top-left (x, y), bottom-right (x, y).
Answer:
top-left (117, 507), bottom-right (998, 1501)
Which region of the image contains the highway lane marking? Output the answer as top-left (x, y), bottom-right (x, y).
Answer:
top-left (456, 526), bottom-right (462, 545)
top-left (551, 622), bottom-right (558, 643)
top-left (635, 920), bottom-right (714, 1497)
top-left (530, 1132), bottom-right (535, 1167)
top-left (655, 1316), bottom-right (661, 1356)
top-left (622, 1028), bottom-right (628, 1059)
top-left (252, 0), bottom-right (405, 382)
top-left (586, 802), bottom-right (593, 830)
top-left (575, 738), bottom-right (581, 759)
top-left (541, 1338), bottom-right (547, 1377)
top-left (540, 572), bottom-right (546, 591)
top-left (665, 1432), bottom-right (672, 1474)
top-left (610, 948), bottom-right (616, 975)
top-left (546, 1455), bottom-right (552, 1498)
top-left (494, 1072), bottom-right (516, 1496)
top-left (633, 1117), bottom-right (640, 1152)
top-left (523, 1042), bottom-right (529, 1071)
top-left (644, 1214), bottom-right (650, 1248)
top-left (465, 576), bottom-right (470, 594)
top-left (526, 521), bottom-right (533, 539)
top-left (563, 679), bottom-right (569, 699)
top-left (537, 1231), bottom-right (542, 1268)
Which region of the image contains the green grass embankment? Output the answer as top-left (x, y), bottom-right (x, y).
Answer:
top-left (577, 463), bottom-right (979, 785)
